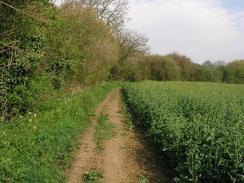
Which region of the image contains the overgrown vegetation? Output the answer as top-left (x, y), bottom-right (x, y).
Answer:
top-left (0, 0), bottom-right (243, 181)
top-left (95, 114), bottom-right (114, 150)
top-left (0, 0), bottom-right (122, 120)
top-left (123, 81), bottom-right (244, 183)
top-left (1, 0), bottom-right (243, 121)
top-left (0, 83), bottom-right (115, 182)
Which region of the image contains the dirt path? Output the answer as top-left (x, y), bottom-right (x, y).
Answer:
top-left (65, 91), bottom-right (115, 183)
top-left (66, 89), bottom-right (172, 183)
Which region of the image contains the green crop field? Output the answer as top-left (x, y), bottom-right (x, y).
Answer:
top-left (122, 81), bottom-right (244, 183)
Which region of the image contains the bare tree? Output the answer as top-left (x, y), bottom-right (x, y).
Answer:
top-left (79, 0), bottom-right (128, 31)
top-left (117, 29), bottom-right (149, 63)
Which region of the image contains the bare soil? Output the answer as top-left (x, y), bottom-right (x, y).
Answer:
top-left (66, 89), bottom-right (172, 183)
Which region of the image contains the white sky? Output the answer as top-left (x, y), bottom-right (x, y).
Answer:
top-left (127, 0), bottom-right (244, 63)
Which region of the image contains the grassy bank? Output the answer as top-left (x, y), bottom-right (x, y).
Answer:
top-left (0, 83), bottom-right (116, 182)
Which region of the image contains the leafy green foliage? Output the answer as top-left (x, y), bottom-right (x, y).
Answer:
top-left (0, 1), bottom-right (120, 120)
top-left (45, 4), bottom-right (119, 87)
top-left (0, 0), bottom-right (53, 120)
top-left (0, 42), bottom-right (44, 120)
top-left (123, 81), bottom-right (244, 183)
top-left (225, 61), bottom-right (244, 84)
top-left (0, 83), bottom-right (115, 182)
top-left (113, 52), bottom-right (244, 84)
top-left (2, 0), bottom-right (242, 121)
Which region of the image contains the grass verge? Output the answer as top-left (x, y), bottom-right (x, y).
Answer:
top-left (120, 89), bottom-right (134, 130)
top-left (0, 83), bottom-right (116, 182)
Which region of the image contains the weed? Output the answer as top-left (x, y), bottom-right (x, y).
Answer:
top-left (139, 175), bottom-right (148, 183)
top-left (82, 169), bottom-right (103, 183)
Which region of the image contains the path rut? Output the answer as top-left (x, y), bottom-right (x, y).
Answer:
top-left (66, 89), bottom-right (172, 183)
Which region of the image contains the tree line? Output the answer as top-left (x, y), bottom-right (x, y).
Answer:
top-left (115, 53), bottom-right (244, 83)
top-left (0, 0), bottom-right (243, 120)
